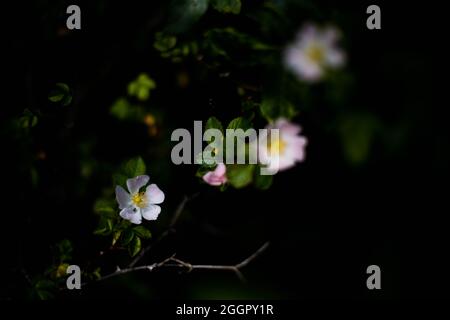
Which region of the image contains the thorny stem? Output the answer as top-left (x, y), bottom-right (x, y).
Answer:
top-left (82, 242), bottom-right (270, 287)
top-left (127, 192), bottom-right (199, 268)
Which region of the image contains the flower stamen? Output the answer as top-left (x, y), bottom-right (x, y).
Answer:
top-left (131, 192), bottom-right (147, 208)
top-left (268, 137), bottom-right (287, 156)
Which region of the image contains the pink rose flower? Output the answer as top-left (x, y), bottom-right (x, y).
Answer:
top-left (259, 118), bottom-right (307, 173)
top-left (203, 163), bottom-right (227, 186)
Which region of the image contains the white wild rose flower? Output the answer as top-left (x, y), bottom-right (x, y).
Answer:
top-left (115, 175), bottom-right (165, 224)
top-left (284, 24), bottom-right (345, 82)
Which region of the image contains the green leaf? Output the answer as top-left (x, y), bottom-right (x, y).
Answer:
top-left (91, 267), bottom-right (102, 280)
top-left (133, 226), bottom-right (152, 239)
top-left (121, 229), bottom-right (135, 246)
top-left (56, 239), bottom-right (73, 262)
top-left (94, 218), bottom-right (113, 236)
top-left (112, 230), bottom-right (122, 246)
top-left (227, 117), bottom-right (252, 131)
top-left (127, 73), bottom-right (156, 101)
top-left (227, 164), bottom-right (255, 188)
top-left (48, 83), bottom-right (72, 106)
top-left (253, 168), bottom-right (273, 190)
top-left (154, 32), bottom-right (177, 52)
top-left (113, 173), bottom-right (128, 189)
top-left (204, 28), bottom-right (273, 60)
top-left (338, 114), bottom-right (379, 165)
top-left (205, 117), bottom-right (223, 146)
top-left (34, 280), bottom-right (56, 300)
top-left (110, 98), bottom-right (131, 120)
top-left (18, 109), bottom-right (38, 129)
top-left (93, 198), bottom-right (116, 217)
top-left (110, 96), bottom-right (147, 122)
top-left (124, 157), bottom-right (146, 178)
top-left (205, 116), bottom-right (223, 132)
top-left (260, 97), bottom-right (298, 121)
top-left (165, 0), bottom-right (209, 34)
top-left (211, 0), bottom-right (241, 14)
top-left (129, 236), bottom-right (142, 257)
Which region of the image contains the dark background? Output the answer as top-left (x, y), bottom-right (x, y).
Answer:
top-left (1, 0), bottom-right (448, 299)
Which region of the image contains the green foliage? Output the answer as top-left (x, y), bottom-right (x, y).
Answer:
top-left (227, 117), bottom-right (252, 131)
top-left (56, 239), bottom-right (73, 263)
top-left (205, 116), bottom-right (224, 133)
top-left (94, 217), bottom-right (114, 236)
top-left (48, 83), bottom-right (72, 106)
top-left (121, 229), bottom-right (135, 245)
top-left (165, 0), bottom-right (209, 34)
top-left (91, 267), bottom-right (102, 281)
top-left (260, 96), bottom-right (298, 122)
top-left (203, 28), bottom-right (273, 62)
top-left (110, 97), bottom-right (145, 121)
top-left (18, 109), bottom-right (38, 129)
top-left (127, 73), bottom-right (156, 101)
top-left (253, 168), bottom-right (273, 190)
top-left (33, 279), bottom-right (56, 300)
top-left (94, 198), bottom-right (116, 218)
top-left (113, 156), bottom-right (147, 188)
top-left (227, 164), bottom-right (255, 188)
top-left (154, 32), bottom-right (199, 62)
top-left (110, 74), bottom-right (156, 121)
top-left (196, 117), bottom-right (224, 166)
top-left (154, 32), bottom-right (177, 52)
top-left (129, 236), bottom-right (142, 257)
top-left (133, 226), bottom-right (152, 239)
top-left (110, 98), bottom-right (130, 120)
top-left (112, 230), bottom-right (122, 246)
top-left (338, 114), bottom-right (379, 165)
top-left (124, 157), bottom-right (147, 178)
top-left (211, 0), bottom-right (241, 14)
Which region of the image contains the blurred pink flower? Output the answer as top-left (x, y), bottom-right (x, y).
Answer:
top-left (203, 163), bottom-right (227, 186)
top-left (259, 118), bottom-right (307, 173)
top-left (284, 24), bottom-right (345, 82)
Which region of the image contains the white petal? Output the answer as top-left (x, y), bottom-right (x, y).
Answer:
top-left (141, 204), bottom-right (161, 221)
top-left (119, 207), bottom-right (142, 224)
top-left (326, 49), bottom-right (345, 68)
top-left (115, 186), bottom-right (130, 210)
top-left (322, 27), bottom-right (340, 44)
top-left (298, 24), bottom-right (319, 42)
top-left (285, 48), bottom-right (323, 82)
top-left (129, 212), bottom-right (142, 224)
top-left (126, 175), bottom-right (149, 194)
top-left (145, 184), bottom-right (165, 204)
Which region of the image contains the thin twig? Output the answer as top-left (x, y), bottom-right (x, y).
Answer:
top-left (127, 192), bottom-right (199, 268)
top-left (21, 268), bottom-right (33, 287)
top-left (83, 242), bottom-right (269, 287)
top-left (235, 241), bottom-right (270, 269)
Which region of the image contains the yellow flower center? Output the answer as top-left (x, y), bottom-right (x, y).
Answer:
top-left (131, 192), bottom-right (147, 208)
top-left (306, 43), bottom-right (325, 63)
top-left (268, 137), bottom-right (287, 156)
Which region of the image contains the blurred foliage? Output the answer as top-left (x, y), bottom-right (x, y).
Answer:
top-left (211, 0), bottom-right (241, 14)
top-left (48, 83), bottom-right (72, 106)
